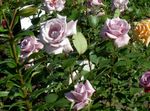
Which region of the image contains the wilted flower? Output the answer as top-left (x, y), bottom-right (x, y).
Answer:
top-left (112, 0), bottom-right (129, 12)
top-left (65, 80), bottom-right (95, 110)
top-left (101, 17), bottom-right (130, 47)
top-left (134, 19), bottom-right (150, 46)
top-left (20, 36), bottom-right (43, 59)
top-left (44, 0), bottom-right (65, 12)
top-left (139, 71), bottom-right (150, 93)
top-left (88, 0), bottom-right (104, 6)
top-left (39, 14), bottom-right (77, 54)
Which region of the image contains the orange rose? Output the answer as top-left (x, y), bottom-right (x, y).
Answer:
top-left (134, 19), bottom-right (150, 46)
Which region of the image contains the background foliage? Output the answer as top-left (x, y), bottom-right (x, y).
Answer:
top-left (0, 0), bottom-right (150, 111)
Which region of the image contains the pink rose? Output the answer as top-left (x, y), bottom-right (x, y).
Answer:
top-left (44, 0), bottom-right (65, 12)
top-left (88, 0), bottom-right (103, 6)
top-left (101, 17), bottom-right (130, 47)
top-left (20, 36), bottom-right (43, 59)
top-left (65, 80), bottom-right (95, 110)
top-left (112, 0), bottom-right (129, 12)
top-left (39, 15), bottom-right (77, 54)
top-left (139, 71), bottom-right (150, 93)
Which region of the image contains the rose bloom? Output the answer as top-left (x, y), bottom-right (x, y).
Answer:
top-left (44, 0), bottom-right (65, 12)
top-left (88, 0), bottom-right (103, 6)
top-left (65, 80), bottom-right (95, 111)
top-left (101, 17), bottom-right (130, 47)
top-left (39, 14), bottom-right (77, 54)
top-left (139, 71), bottom-right (150, 93)
top-left (134, 19), bottom-right (150, 47)
top-left (20, 36), bottom-right (43, 59)
top-left (111, 0), bottom-right (129, 12)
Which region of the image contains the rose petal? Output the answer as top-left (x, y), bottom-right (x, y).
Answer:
top-left (66, 20), bottom-right (77, 36)
top-left (57, 14), bottom-right (67, 23)
top-left (65, 92), bottom-right (76, 102)
top-left (71, 91), bottom-right (88, 102)
top-left (73, 101), bottom-right (88, 111)
top-left (114, 34), bottom-right (130, 47)
top-left (59, 38), bottom-right (73, 53)
top-left (44, 38), bottom-right (73, 54)
top-left (85, 80), bottom-right (95, 97)
top-left (105, 32), bottom-right (118, 39)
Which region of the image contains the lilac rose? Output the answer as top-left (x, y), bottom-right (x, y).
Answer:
top-left (39, 14), bottom-right (77, 54)
top-left (101, 17), bottom-right (130, 47)
top-left (112, 0), bottom-right (129, 12)
top-left (88, 0), bottom-right (104, 6)
top-left (44, 0), bottom-right (65, 12)
top-left (65, 80), bottom-right (95, 110)
top-left (139, 71), bottom-right (150, 93)
top-left (20, 36), bottom-right (43, 59)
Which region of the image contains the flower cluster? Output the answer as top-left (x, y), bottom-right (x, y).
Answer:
top-left (65, 80), bottom-right (95, 110)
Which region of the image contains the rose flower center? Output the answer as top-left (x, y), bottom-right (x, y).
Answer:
top-left (49, 24), bottom-right (61, 39)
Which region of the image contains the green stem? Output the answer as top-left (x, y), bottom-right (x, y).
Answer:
top-left (3, 5), bottom-right (32, 111)
top-left (69, 102), bottom-right (74, 111)
top-left (88, 100), bottom-right (91, 111)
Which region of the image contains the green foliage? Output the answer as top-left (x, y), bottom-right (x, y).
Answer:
top-left (0, 0), bottom-right (150, 111)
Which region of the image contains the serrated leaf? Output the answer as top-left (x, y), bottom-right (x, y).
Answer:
top-left (72, 32), bottom-right (87, 55)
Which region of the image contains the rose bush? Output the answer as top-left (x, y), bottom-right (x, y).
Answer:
top-left (1, 0), bottom-right (150, 111)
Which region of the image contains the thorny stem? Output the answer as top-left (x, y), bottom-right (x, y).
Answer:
top-left (2, 2), bottom-right (32, 111)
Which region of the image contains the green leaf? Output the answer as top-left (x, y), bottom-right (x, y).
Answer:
top-left (31, 88), bottom-right (48, 99)
top-left (62, 58), bottom-right (76, 69)
top-left (72, 32), bottom-right (87, 55)
top-left (6, 59), bottom-right (17, 68)
top-left (0, 91), bottom-right (9, 97)
top-left (55, 98), bottom-right (70, 107)
top-left (0, 59), bottom-right (17, 68)
top-left (88, 15), bottom-right (99, 27)
top-left (45, 93), bottom-right (58, 104)
top-left (113, 9), bottom-right (120, 18)
top-left (18, 5), bottom-right (38, 17)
